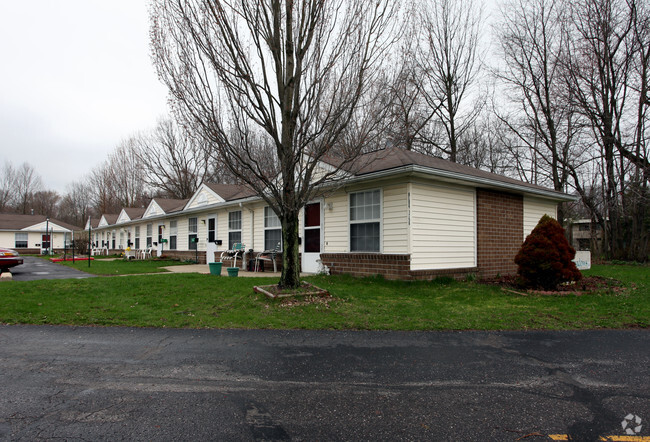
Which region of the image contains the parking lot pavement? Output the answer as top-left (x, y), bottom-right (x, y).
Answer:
top-left (9, 256), bottom-right (96, 281)
top-left (0, 326), bottom-right (648, 441)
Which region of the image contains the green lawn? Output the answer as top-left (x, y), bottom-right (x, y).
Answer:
top-left (58, 258), bottom-right (191, 275)
top-left (0, 264), bottom-right (647, 330)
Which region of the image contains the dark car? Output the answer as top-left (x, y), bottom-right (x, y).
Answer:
top-left (0, 248), bottom-right (24, 271)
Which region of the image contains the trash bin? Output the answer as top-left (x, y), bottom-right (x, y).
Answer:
top-left (227, 267), bottom-right (239, 277)
top-left (209, 262), bottom-right (223, 276)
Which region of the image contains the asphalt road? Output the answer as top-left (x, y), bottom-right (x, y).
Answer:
top-left (0, 326), bottom-right (648, 441)
top-left (9, 256), bottom-right (95, 281)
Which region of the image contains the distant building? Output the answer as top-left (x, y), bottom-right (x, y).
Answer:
top-left (568, 219), bottom-right (603, 252)
top-left (0, 214), bottom-right (80, 253)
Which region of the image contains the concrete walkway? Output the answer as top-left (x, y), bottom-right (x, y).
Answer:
top-left (161, 263), bottom-right (287, 278)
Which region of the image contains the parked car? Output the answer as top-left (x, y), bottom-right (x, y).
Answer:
top-left (0, 248), bottom-right (24, 271)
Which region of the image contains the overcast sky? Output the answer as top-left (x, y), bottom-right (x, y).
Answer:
top-left (0, 1), bottom-right (169, 193)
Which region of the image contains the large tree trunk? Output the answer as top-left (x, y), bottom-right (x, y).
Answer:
top-left (280, 211), bottom-right (301, 289)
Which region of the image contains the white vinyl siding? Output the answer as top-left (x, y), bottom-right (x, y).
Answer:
top-left (185, 187), bottom-right (223, 209)
top-left (382, 184), bottom-right (409, 254)
top-left (323, 193), bottom-right (348, 252)
top-left (523, 196), bottom-right (557, 239)
top-left (410, 182), bottom-right (476, 270)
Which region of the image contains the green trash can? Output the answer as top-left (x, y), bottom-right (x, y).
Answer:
top-left (209, 262), bottom-right (222, 276)
top-left (227, 267), bottom-right (239, 277)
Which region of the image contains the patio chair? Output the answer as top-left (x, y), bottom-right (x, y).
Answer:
top-left (220, 243), bottom-right (245, 268)
top-left (254, 242), bottom-right (281, 272)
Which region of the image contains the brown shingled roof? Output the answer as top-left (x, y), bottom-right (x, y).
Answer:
top-left (0, 213), bottom-right (81, 231)
top-left (152, 198), bottom-right (189, 213)
top-left (123, 207), bottom-right (146, 220)
top-left (204, 183), bottom-right (257, 201)
top-left (342, 147), bottom-right (565, 197)
top-left (101, 214), bottom-right (120, 225)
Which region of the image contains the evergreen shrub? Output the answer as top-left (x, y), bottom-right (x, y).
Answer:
top-left (514, 215), bottom-right (582, 290)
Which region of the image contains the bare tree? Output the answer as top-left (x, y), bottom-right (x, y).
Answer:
top-left (14, 162), bottom-right (43, 214)
top-left (134, 117), bottom-right (213, 199)
top-left (494, 0), bottom-right (583, 223)
top-left (564, 0), bottom-right (649, 259)
top-left (0, 161), bottom-right (16, 212)
top-left (57, 181), bottom-right (95, 228)
top-left (415, 0), bottom-right (485, 162)
top-left (30, 190), bottom-right (60, 217)
top-left (151, 0), bottom-right (397, 288)
top-left (90, 138), bottom-right (150, 214)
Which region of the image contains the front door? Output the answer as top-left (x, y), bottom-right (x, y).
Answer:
top-left (41, 234), bottom-right (50, 254)
top-left (206, 215), bottom-right (218, 263)
top-left (302, 201), bottom-right (322, 273)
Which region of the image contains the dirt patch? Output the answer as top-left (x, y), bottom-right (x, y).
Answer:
top-left (481, 275), bottom-right (629, 296)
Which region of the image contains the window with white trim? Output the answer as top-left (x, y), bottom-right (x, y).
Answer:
top-left (14, 232), bottom-right (28, 248)
top-left (135, 226), bottom-right (140, 249)
top-left (169, 220), bottom-right (178, 250)
top-left (349, 189), bottom-right (381, 252)
top-left (228, 211), bottom-right (242, 249)
top-left (264, 206), bottom-right (282, 251)
top-left (146, 223), bottom-right (153, 247)
top-left (188, 217), bottom-right (198, 250)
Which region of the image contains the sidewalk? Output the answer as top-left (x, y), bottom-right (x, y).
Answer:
top-left (162, 263), bottom-right (284, 278)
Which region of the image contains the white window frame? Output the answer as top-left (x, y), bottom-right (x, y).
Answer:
top-left (264, 206), bottom-right (282, 251)
top-left (169, 220), bottom-right (178, 250)
top-left (14, 232), bottom-right (28, 248)
top-left (349, 188), bottom-right (382, 253)
top-left (188, 217), bottom-right (198, 250)
top-left (146, 223), bottom-right (153, 248)
top-left (135, 226), bottom-right (140, 249)
top-left (228, 211), bottom-right (242, 249)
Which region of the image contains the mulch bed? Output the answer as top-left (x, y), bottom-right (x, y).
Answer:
top-left (480, 275), bottom-right (629, 296)
top-left (254, 281), bottom-right (340, 307)
top-left (254, 281), bottom-right (329, 299)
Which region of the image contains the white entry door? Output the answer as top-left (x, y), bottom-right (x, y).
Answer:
top-left (206, 215), bottom-right (218, 263)
top-left (301, 201), bottom-right (322, 273)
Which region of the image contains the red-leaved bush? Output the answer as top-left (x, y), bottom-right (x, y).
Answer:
top-left (514, 215), bottom-right (582, 290)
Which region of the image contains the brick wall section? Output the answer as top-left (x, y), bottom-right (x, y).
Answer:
top-left (319, 253), bottom-right (410, 279)
top-left (160, 250), bottom-right (207, 264)
top-left (476, 189), bottom-right (523, 278)
top-left (319, 253), bottom-right (477, 280)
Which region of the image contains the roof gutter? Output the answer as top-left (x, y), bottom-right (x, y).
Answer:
top-left (344, 165), bottom-right (576, 202)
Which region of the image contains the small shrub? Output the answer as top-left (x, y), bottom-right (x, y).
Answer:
top-left (515, 215), bottom-right (582, 290)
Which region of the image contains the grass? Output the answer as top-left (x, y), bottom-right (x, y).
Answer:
top-left (0, 263), bottom-right (647, 330)
top-left (57, 258), bottom-right (191, 275)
